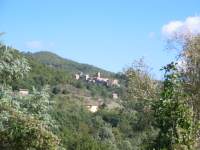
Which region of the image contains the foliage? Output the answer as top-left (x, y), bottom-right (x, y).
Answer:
top-left (125, 58), bottom-right (158, 101)
top-left (179, 35), bottom-right (200, 120)
top-left (0, 87), bottom-right (61, 150)
top-left (0, 45), bottom-right (30, 85)
top-left (0, 45), bottom-right (63, 149)
top-left (51, 95), bottom-right (117, 150)
top-left (121, 59), bottom-right (159, 149)
top-left (152, 62), bottom-right (199, 150)
top-left (12, 53), bottom-right (72, 90)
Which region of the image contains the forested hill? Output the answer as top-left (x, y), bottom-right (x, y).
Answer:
top-left (29, 51), bottom-right (114, 77)
top-left (11, 49), bottom-right (126, 100)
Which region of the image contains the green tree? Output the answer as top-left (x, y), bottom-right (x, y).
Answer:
top-left (0, 87), bottom-right (61, 150)
top-left (122, 59), bottom-right (158, 149)
top-left (180, 35), bottom-right (200, 120)
top-left (152, 62), bottom-right (199, 150)
top-left (125, 58), bottom-right (158, 101)
top-left (0, 45), bottom-right (63, 149)
top-left (0, 45), bottom-right (30, 85)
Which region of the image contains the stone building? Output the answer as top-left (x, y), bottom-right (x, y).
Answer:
top-left (75, 74), bottom-right (80, 80)
top-left (112, 93), bottom-right (118, 99)
top-left (84, 99), bottom-right (103, 113)
top-left (19, 89), bottom-right (29, 96)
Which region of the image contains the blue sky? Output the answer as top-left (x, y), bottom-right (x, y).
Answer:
top-left (1, 0), bottom-right (200, 79)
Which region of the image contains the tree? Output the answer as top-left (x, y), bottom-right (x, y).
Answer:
top-left (0, 45), bottom-right (63, 149)
top-left (0, 87), bottom-right (61, 150)
top-left (152, 62), bottom-right (199, 150)
top-left (179, 35), bottom-right (200, 120)
top-left (125, 58), bottom-right (158, 102)
top-left (164, 32), bottom-right (200, 121)
top-left (0, 45), bottom-right (30, 85)
top-left (123, 59), bottom-right (159, 149)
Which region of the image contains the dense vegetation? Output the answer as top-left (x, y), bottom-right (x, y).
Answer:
top-left (1, 34), bottom-right (200, 149)
top-left (0, 46), bottom-right (62, 149)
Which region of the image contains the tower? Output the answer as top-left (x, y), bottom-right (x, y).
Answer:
top-left (97, 72), bottom-right (101, 78)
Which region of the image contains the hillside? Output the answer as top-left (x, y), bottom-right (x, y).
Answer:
top-left (9, 49), bottom-right (125, 107)
top-left (30, 51), bottom-right (114, 77)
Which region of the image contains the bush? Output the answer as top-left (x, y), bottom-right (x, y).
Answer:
top-left (0, 110), bottom-right (60, 150)
top-left (52, 86), bottom-right (61, 94)
top-left (0, 87), bottom-right (62, 150)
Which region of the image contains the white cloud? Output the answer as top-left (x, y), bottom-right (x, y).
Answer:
top-left (162, 21), bottom-right (183, 36)
top-left (185, 16), bottom-right (200, 33)
top-left (26, 40), bottom-right (43, 49)
top-left (162, 16), bottom-right (200, 38)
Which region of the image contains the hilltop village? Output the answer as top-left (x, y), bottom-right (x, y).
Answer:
top-left (74, 72), bottom-right (121, 112)
top-left (74, 72), bottom-right (120, 87)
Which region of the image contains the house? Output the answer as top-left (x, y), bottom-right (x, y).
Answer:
top-left (112, 79), bottom-right (120, 87)
top-left (112, 93), bottom-right (118, 99)
top-left (85, 74), bottom-right (90, 80)
top-left (94, 72), bottom-right (109, 84)
top-left (84, 99), bottom-right (103, 113)
top-left (97, 72), bottom-right (101, 78)
top-left (75, 74), bottom-right (80, 80)
top-left (19, 89), bottom-right (29, 96)
top-left (87, 105), bottom-right (98, 113)
top-left (74, 71), bottom-right (120, 87)
top-left (107, 79), bottom-right (120, 87)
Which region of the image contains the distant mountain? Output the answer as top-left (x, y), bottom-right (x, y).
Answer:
top-left (30, 51), bottom-right (114, 77)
